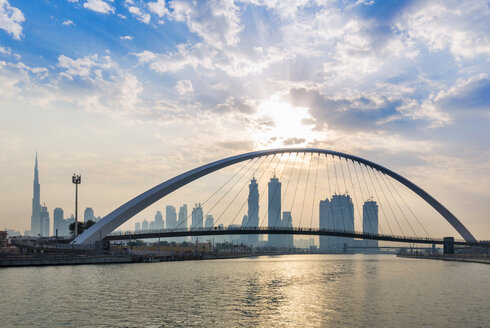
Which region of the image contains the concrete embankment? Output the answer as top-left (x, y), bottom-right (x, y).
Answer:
top-left (0, 255), bottom-right (132, 267)
top-left (397, 253), bottom-right (490, 264)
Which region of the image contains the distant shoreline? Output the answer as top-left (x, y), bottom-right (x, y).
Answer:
top-left (397, 253), bottom-right (490, 264)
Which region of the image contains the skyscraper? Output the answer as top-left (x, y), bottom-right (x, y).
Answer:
top-left (40, 205), bottom-right (50, 237)
top-left (363, 200), bottom-right (378, 247)
top-left (282, 211), bottom-right (294, 248)
top-left (191, 203), bottom-right (203, 229)
top-left (319, 198), bottom-right (331, 250)
top-left (155, 210), bottom-right (164, 229)
top-left (53, 207), bottom-right (64, 236)
top-left (165, 206), bottom-right (177, 229)
top-left (246, 177), bottom-right (260, 245)
top-left (205, 215), bottom-right (214, 228)
top-left (178, 204), bottom-right (188, 229)
top-left (84, 207), bottom-right (95, 223)
top-left (135, 222), bottom-right (141, 231)
top-left (30, 152), bottom-right (41, 236)
top-left (268, 176), bottom-right (281, 247)
top-left (319, 194), bottom-right (355, 251)
top-left (142, 219), bottom-right (149, 230)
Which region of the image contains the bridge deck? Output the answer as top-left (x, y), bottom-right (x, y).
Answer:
top-left (104, 227), bottom-right (483, 246)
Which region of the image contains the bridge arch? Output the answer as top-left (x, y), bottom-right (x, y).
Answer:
top-left (72, 148), bottom-right (477, 245)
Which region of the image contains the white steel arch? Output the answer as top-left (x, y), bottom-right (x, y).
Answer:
top-left (72, 148), bottom-right (477, 245)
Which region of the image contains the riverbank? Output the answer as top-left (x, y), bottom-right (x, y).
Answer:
top-left (0, 254), bottom-right (132, 267)
top-left (0, 252), bottom-right (270, 267)
top-left (397, 253), bottom-right (490, 264)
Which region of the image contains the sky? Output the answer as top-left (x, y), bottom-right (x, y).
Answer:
top-left (0, 0), bottom-right (489, 239)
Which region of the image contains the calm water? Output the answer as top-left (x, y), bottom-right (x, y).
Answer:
top-left (0, 254), bottom-right (488, 327)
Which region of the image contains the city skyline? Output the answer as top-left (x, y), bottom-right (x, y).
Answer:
top-left (0, 1), bottom-right (489, 239)
top-left (12, 150), bottom-right (479, 243)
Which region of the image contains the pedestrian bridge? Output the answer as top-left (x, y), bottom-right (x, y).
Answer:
top-left (104, 226), bottom-right (483, 246)
top-left (72, 148), bottom-right (479, 246)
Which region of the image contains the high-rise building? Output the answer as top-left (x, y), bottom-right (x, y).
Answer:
top-left (319, 198), bottom-right (331, 250)
top-left (205, 215), bottom-right (214, 228)
top-left (363, 200), bottom-right (378, 247)
top-left (66, 215), bottom-right (75, 235)
top-left (40, 205), bottom-right (50, 237)
top-left (191, 203), bottom-right (203, 229)
top-left (30, 152), bottom-right (42, 236)
top-left (166, 206), bottom-right (177, 229)
top-left (142, 219), bottom-right (149, 230)
top-left (282, 211), bottom-right (294, 248)
top-left (53, 207), bottom-right (64, 236)
top-left (245, 177), bottom-right (259, 246)
top-left (319, 194), bottom-right (355, 251)
top-left (135, 222), bottom-right (141, 231)
top-left (268, 176), bottom-right (282, 247)
top-left (155, 210), bottom-right (164, 229)
top-left (178, 204), bottom-right (188, 229)
top-left (84, 207), bottom-right (95, 223)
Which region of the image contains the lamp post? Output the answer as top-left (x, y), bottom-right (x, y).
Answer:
top-left (72, 174), bottom-right (81, 238)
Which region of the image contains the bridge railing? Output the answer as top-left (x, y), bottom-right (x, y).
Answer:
top-left (108, 226), bottom-right (468, 244)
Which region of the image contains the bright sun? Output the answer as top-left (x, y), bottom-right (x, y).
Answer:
top-left (254, 95), bottom-right (318, 147)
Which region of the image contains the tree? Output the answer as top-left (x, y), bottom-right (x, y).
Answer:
top-left (69, 220), bottom-right (96, 236)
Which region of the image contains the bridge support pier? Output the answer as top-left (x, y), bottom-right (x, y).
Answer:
top-left (443, 237), bottom-right (454, 255)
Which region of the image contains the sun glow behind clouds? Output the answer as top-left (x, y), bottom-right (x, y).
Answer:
top-left (254, 95), bottom-right (319, 148)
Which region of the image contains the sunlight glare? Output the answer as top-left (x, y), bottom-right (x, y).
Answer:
top-left (254, 95), bottom-right (318, 147)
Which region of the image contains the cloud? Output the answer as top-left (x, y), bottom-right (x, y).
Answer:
top-left (58, 54), bottom-right (115, 79)
top-left (0, 0), bottom-right (25, 39)
top-left (135, 42), bottom-right (287, 78)
top-left (0, 45), bottom-right (11, 54)
top-left (283, 88), bottom-right (395, 131)
top-left (217, 140), bottom-right (254, 152)
top-left (56, 53), bottom-right (144, 116)
top-left (175, 80), bottom-right (193, 95)
top-left (283, 137), bottom-right (306, 146)
top-left (62, 19), bottom-right (75, 26)
top-left (396, 0), bottom-right (490, 59)
top-left (433, 75), bottom-right (490, 116)
top-left (119, 35), bottom-right (133, 40)
top-left (148, 0), bottom-right (168, 18)
top-left (83, 0), bottom-right (114, 14)
top-left (169, 0), bottom-right (243, 49)
top-left (212, 96), bottom-right (255, 114)
top-left (128, 5), bottom-right (150, 24)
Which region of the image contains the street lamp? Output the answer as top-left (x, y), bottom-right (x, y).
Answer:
top-left (72, 174), bottom-right (81, 238)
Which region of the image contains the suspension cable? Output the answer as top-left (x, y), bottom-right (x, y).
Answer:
top-left (171, 157), bottom-right (257, 232)
top-left (370, 166), bottom-right (405, 237)
top-left (309, 153), bottom-right (320, 229)
top-left (331, 155), bottom-right (346, 231)
top-left (325, 154), bottom-right (336, 232)
top-left (378, 170), bottom-right (418, 237)
top-left (298, 153), bottom-right (314, 228)
top-left (362, 163), bottom-right (394, 236)
top-left (352, 160), bottom-right (379, 235)
top-left (345, 158), bottom-right (366, 234)
top-left (203, 155), bottom-right (269, 230)
top-left (385, 175), bottom-right (431, 238)
top-left (288, 152), bottom-right (307, 227)
top-left (262, 152), bottom-right (300, 228)
top-left (249, 153), bottom-right (291, 227)
top-left (339, 156), bottom-right (355, 232)
top-left (230, 154), bottom-right (282, 228)
top-left (244, 153), bottom-right (290, 229)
